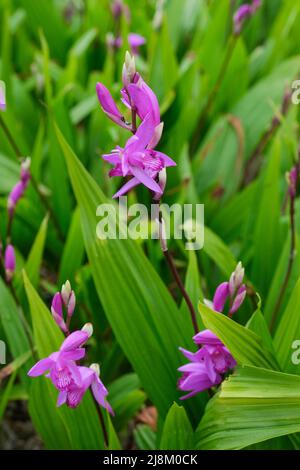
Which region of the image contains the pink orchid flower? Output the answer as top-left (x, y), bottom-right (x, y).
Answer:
top-left (57, 365), bottom-right (114, 414)
top-left (102, 114), bottom-right (176, 198)
top-left (28, 330), bottom-right (90, 391)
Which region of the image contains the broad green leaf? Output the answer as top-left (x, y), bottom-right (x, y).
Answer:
top-left (202, 227), bottom-right (237, 278)
top-left (180, 250), bottom-right (203, 329)
top-left (58, 207), bottom-right (85, 286)
top-left (134, 425), bottom-right (156, 451)
top-left (160, 403), bottom-right (194, 450)
top-left (196, 366), bottom-right (300, 450)
top-left (250, 138), bottom-right (281, 296)
top-left (0, 278), bottom-right (32, 383)
top-left (274, 277), bottom-right (300, 373)
top-left (199, 302), bottom-right (279, 370)
top-left (22, 215), bottom-right (48, 288)
top-left (247, 308), bottom-right (275, 355)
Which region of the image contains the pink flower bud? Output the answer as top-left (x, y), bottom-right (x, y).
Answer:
top-left (230, 285), bottom-right (247, 315)
top-left (96, 82), bottom-right (130, 130)
top-left (20, 158), bottom-right (31, 184)
top-left (7, 181), bottom-right (26, 215)
top-left (51, 293), bottom-right (67, 333)
top-left (0, 80), bottom-right (6, 111)
top-left (4, 244), bottom-right (16, 282)
top-left (67, 291), bottom-right (76, 317)
top-left (229, 261), bottom-right (245, 296)
top-left (212, 282), bottom-right (230, 312)
top-left (233, 4), bottom-right (252, 35)
top-left (81, 323), bottom-right (93, 338)
top-left (288, 167), bottom-right (298, 198)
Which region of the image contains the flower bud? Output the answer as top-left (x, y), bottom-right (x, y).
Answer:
top-left (229, 261), bottom-right (245, 296)
top-left (213, 282), bottom-right (230, 312)
top-left (4, 244), bottom-right (15, 282)
top-left (287, 167), bottom-right (298, 199)
top-left (51, 292), bottom-right (67, 333)
top-left (122, 51), bottom-right (136, 87)
top-left (0, 80), bottom-right (6, 111)
top-left (90, 363), bottom-right (100, 376)
top-left (67, 291), bottom-right (76, 317)
top-left (61, 280), bottom-right (72, 306)
top-left (229, 285), bottom-right (247, 315)
top-left (81, 323), bottom-right (93, 338)
top-left (20, 158), bottom-right (31, 185)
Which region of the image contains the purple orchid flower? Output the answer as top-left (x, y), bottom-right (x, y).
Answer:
top-left (178, 263), bottom-right (247, 399)
top-left (128, 33), bottom-right (146, 55)
top-left (4, 244), bottom-right (16, 282)
top-left (57, 364), bottom-right (113, 414)
top-left (102, 114), bottom-right (176, 198)
top-left (28, 330), bottom-right (91, 391)
top-left (0, 80), bottom-right (6, 111)
top-left (178, 330), bottom-right (236, 399)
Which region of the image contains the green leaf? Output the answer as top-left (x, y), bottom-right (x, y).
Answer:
top-left (23, 215), bottom-right (48, 288)
top-left (23, 271), bottom-right (105, 450)
top-left (58, 207), bottom-right (85, 286)
top-left (134, 425), bottom-right (156, 451)
top-left (203, 227), bottom-right (237, 278)
top-left (160, 403), bottom-right (194, 450)
top-left (196, 365), bottom-right (300, 450)
top-left (0, 278), bottom-right (32, 383)
top-left (199, 302), bottom-right (279, 370)
top-left (250, 138), bottom-right (282, 296)
top-left (246, 307), bottom-right (276, 355)
top-left (180, 250), bottom-right (203, 329)
top-left (274, 277), bottom-right (300, 373)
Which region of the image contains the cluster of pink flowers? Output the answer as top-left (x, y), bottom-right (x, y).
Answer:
top-left (107, 0), bottom-right (146, 56)
top-left (233, 0), bottom-right (262, 35)
top-left (28, 281), bottom-right (113, 413)
top-left (178, 263), bottom-right (246, 399)
top-left (96, 52), bottom-right (176, 198)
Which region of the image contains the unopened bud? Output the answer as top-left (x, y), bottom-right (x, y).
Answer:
top-left (0, 80), bottom-right (6, 111)
top-left (90, 363), bottom-right (100, 376)
top-left (122, 51), bottom-right (136, 87)
top-left (61, 280), bottom-right (72, 305)
top-left (4, 244), bottom-right (16, 282)
top-left (81, 323), bottom-right (93, 338)
top-left (20, 157), bottom-right (31, 184)
top-left (229, 261), bottom-right (245, 296)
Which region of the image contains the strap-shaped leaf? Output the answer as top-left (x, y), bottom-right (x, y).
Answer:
top-left (199, 302), bottom-right (280, 370)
